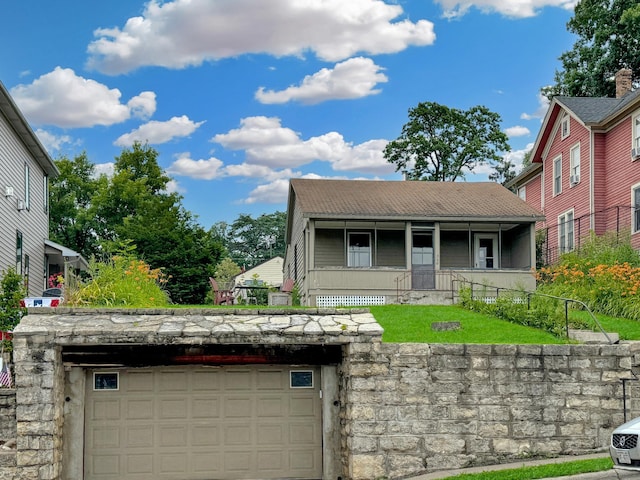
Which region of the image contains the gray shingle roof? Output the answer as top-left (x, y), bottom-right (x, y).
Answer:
top-left (290, 179), bottom-right (543, 221)
top-left (557, 89), bottom-right (640, 124)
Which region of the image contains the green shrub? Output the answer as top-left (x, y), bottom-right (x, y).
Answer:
top-left (66, 255), bottom-right (170, 307)
top-left (459, 287), bottom-right (568, 337)
top-left (0, 268), bottom-right (26, 352)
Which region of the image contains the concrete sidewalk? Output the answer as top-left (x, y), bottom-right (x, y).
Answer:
top-left (407, 453), bottom-right (638, 479)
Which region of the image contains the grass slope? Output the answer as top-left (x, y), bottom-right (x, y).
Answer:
top-left (369, 305), bottom-right (566, 344)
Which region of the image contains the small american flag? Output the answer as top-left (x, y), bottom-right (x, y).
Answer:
top-left (0, 363), bottom-right (12, 388)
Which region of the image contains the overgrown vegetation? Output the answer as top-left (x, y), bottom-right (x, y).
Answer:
top-left (65, 256), bottom-right (171, 307)
top-left (0, 268), bottom-right (26, 351)
top-left (457, 289), bottom-right (578, 339)
top-left (537, 233), bottom-right (640, 320)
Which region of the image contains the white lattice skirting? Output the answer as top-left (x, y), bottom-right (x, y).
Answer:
top-left (316, 295), bottom-right (386, 307)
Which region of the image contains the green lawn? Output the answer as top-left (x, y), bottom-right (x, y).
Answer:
top-left (570, 310), bottom-right (640, 340)
top-left (369, 305), bottom-right (567, 344)
top-left (439, 457), bottom-right (613, 479)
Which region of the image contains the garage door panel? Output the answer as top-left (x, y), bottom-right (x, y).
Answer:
top-left (225, 451), bottom-right (253, 472)
top-left (125, 399), bottom-right (154, 419)
top-left (126, 454), bottom-right (153, 474)
top-left (192, 451), bottom-right (222, 472)
top-left (257, 395), bottom-right (284, 416)
top-left (192, 396), bottom-right (219, 417)
top-left (290, 396), bottom-right (317, 416)
top-left (126, 371), bottom-right (154, 391)
top-left (223, 424), bottom-right (251, 444)
top-left (159, 397), bottom-right (188, 418)
top-left (85, 365), bottom-right (322, 479)
top-left (257, 424), bottom-right (284, 444)
top-left (191, 424), bottom-right (220, 445)
top-left (257, 450), bottom-right (284, 470)
top-left (127, 425), bottom-right (153, 447)
top-left (159, 453), bottom-right (187, 473)
top-left (158, 425), bottom-right (186, 447)
top-left (92, 454), bottom-right (119, 475)
top-left (92, 398), bottom-right (120, 419)
top-left (290, 423), bottom-right (318, 444)
top-left (225, 396), bottom-right (252, 416)
top-left (257, 369), bottom-right (285, 389)
top-left (192, 368), bottom-right (220, 390)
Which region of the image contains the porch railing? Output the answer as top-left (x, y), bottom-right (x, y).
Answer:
top-left (395, 270), bottom-right (462, 302)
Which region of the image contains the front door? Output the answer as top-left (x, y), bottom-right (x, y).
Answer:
top-left (474, 234), bottom-right (498, 269)
top-left (412, 232), bottom-right (434, 289)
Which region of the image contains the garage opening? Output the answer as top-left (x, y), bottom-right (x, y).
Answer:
top-left (65, 344), bottom-right (341, 480)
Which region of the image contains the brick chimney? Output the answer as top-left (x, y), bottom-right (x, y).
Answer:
top-left (615, 68), bottom-right (633, 97)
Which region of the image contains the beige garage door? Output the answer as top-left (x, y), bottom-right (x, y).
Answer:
top-left (84, 365), bottom-right (322, 479)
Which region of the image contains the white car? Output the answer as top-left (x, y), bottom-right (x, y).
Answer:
top-left (610, 416), bottom-right (640, 470)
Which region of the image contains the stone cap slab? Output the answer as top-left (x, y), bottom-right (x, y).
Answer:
top-left (14, 308), bottom-right (383, 345)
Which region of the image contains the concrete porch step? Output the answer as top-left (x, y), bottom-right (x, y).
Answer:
top-left (568, 329), bottom-right (620, 344)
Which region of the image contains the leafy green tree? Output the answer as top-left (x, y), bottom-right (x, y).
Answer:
top-left (489, 158), bottom-right (516, 185)
top-left (49, 153), bottom-right (102, 258)
top-left (384, 102), bottom-right (511, 181)
top-left (543, 0), bottom-right (640, 98)
top-left (225, 212), bottom-right (286, 269)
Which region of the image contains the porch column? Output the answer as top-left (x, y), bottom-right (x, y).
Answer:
top-left (434, 222), bottom-right (440, 270)
top-left (498, 224), bottom-right (502, 269)
top-left (405, 222), bottom-right (412, 270)
top-left (530, 223), bottom-right (536, 269)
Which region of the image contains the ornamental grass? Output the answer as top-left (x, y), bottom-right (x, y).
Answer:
top-left (65, 255), bottom-right (171, 307)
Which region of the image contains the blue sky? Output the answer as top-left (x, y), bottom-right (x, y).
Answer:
top-left (0, 0), bottom-right (576, 227)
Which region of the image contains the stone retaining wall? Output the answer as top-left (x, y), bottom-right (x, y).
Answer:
top-left (0, 390), bottom-right (15, 441)
top-left (1, 309), bottom-right (639, 480)
top-left (342, 342), bottom-right (640, 479)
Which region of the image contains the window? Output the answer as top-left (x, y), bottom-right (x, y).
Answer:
top-left (348, 232), bottom-right (371, 267)
top-left (518, 186), bottom-right (526, 200)
top-left (561, 115), bottom-right (570, 139)
top-left (553, 155), bottom-right (562, 195)
top-left (634, 114), bottom-right (640, 150)
top-left (558, 211), bottom-right (574, 253)
top-left (633, 185), bottom-right (640, 233)
top-left (16, 231), bottom-right (23, 275)
top-left (24, 164), bottom-right (30, 210)
top-left (570, 144), bottom-right (580, 184)
top-left (43, 175), bottom-right (48, 213)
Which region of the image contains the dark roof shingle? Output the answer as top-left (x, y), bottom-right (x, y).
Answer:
top-left (290, 179), bottom-right (543, 221)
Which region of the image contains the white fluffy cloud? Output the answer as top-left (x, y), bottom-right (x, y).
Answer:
top-left (256, 57), bottom-right (388, 105)
top-left (521, 92), bottom-right (550, 121)
top-left (114, 115), bottom-right (204, 146)
top-left (35, 129), bottom-right (73, 152)
top-left (212, 116), bottom-right (393, 175)
top-left (93, 162), bottom-right (115, 178)
top-left (86, 0), bottom-right (436, 74)
top-left (166, 154), bottom-right (225, 180)
top-left (507, 142), bottom-right (535, 173)
top-left (10, 67), bottom-right (156, 128)
top-left (243, 179), bottom-right (292, 205)
top-left (504, 125), bottom-right (530, 138)
top-left (435, 0), bottom-right (577, 18)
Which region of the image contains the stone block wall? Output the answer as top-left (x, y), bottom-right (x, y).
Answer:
top-left (0, 390), bottom-right (16, 440)
top-left (12, 335), bottom-right (64, 480)
top-left (342, 342), bottom-right (640, 480)
top-left (0, 390), bottom-right (16, 480)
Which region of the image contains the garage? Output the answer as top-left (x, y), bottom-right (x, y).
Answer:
top-left (84, 365), bottom-right (323, 480)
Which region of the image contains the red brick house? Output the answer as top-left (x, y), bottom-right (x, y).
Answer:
top-left (508, 69), bottom-right (640, 264)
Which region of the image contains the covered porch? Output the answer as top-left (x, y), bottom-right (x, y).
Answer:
top-left (305, 220), bottom-right (537, 306)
